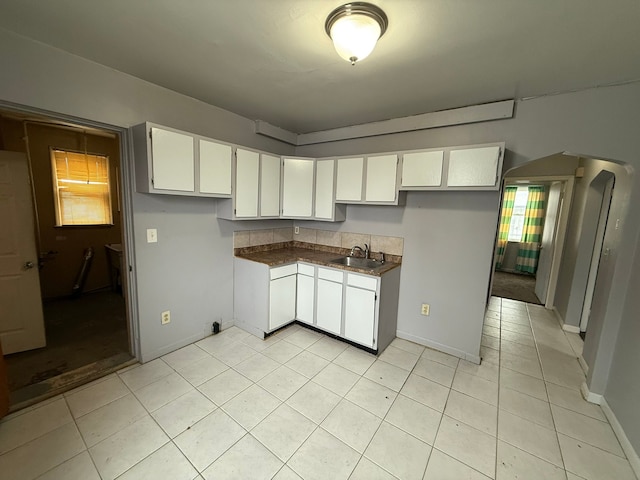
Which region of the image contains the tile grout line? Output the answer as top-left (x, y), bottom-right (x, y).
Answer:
top-left (494, 297), bottom-right (503, 480)
top-left (352, 348), bottom-right (432, 480)
top-left (525, 302), bottom-right (569, 476)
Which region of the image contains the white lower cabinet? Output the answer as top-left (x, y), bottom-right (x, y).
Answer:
top-left (269, 273), bottom-right (296, 331)
top-left (344, 285), bottom-right (376, 348)
top-left (234, 259), bottom-right (297, 337)
top-left (294, 265), bottom-right (397, 353)
top-left (296, 264), bottom-right (315, 325)
top-left (234, 258), bottom-right (400, 352)
top-left (316, 277), bottom-right (343, 335)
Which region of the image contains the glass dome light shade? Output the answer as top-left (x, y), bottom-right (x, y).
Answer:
top-left (330, 14), bottom-right (381, 64)
top-left (325, 3), bottom-right (388, 65)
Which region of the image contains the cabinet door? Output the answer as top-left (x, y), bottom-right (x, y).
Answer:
top-left (401, 151), bottom-right (443, 188)
top-left (344, 286), bottom-right (376, 348)
top-left (296, 274), bottom-right (315, 325)
top-left (447, 146), bottom-right (500, 187)
top-left (316, 279), bottom-right (342, 335)
top-left (260, 154), bottom-right (281, 217)
top-left (199, 139), bottom-right (232, 195)
top-left (315, 159), bottom-right (335, 219)
top-left (336, 157), bottom-right (363, 202)
top-left (235, 148), bottom-right (260, 217)
top-left (150, 127), bottom-right (194, 192)
top-left (282, 158), bottom-right (314, 217)
top-left (365, 154), bottom-right (398, 202)
top-left (269, 274), bottom-right (296, 331)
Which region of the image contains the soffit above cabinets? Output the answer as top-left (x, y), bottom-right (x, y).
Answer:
top-left (0, 1), bottom-right (638, 133)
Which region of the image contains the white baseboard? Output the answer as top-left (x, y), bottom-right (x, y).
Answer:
top-left (552, 307), bottom-right (581, 333)
top-left (563, 324), bottom-right (581, 334)
top-left (578, 355), bottom-right (589, 375)
top-left (601, 398), bottom-right (640, 479)
top-left (395, 331), bottom-right (481, 364)
top-left (581, 381), bottom-right (603, 405)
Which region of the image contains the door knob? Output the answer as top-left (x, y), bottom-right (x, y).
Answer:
top-left (24, 261), bottom-right (34, 269)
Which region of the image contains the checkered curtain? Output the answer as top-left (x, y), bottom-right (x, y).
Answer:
top-left (516, 186), bottom-right (546, 274)
top-left (495, 186), bottom-right (517, 269)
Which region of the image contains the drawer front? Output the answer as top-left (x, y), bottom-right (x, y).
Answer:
top-left (347, 273), bottom-right (378, 291)
top-left (297, 263), bottom-right (315, 276)
top-left (270, 263), bottom-right (298, 280)
top-left (318, 267), bottom-right (344, 283)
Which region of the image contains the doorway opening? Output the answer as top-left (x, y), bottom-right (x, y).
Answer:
top-left (491, 176), bottom-right (573, 307)
top-left (577, 171), bottom-right (615, 337)
top-left (0, 109), bottom-right (135, 409)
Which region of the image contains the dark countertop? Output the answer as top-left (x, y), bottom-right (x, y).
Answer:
top-left (235, 246), bottom-right (401, 276)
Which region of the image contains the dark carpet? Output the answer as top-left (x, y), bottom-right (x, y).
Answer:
top-left (491, 271), bottom-right (542, 305)
top-left (5, 291), bottom-right (131, 392)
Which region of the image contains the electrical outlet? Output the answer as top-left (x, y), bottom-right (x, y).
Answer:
top-left (161, 310), bottom-right (170, 325)
top-left (147, 228), bottom-right (158, 243)
top-left (294, 226), bottom-right (300, 235)
top-left (421, 304), bottom-right (430, 316)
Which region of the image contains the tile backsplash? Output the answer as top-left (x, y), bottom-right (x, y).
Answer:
top-left (233, 227), bottom-right (403, 256)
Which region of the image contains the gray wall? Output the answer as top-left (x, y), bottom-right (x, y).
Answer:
top-left (555, 160), bottom-right (629, 328)
top-left (2, 27), bottom-right (640, 455)
top-left (605, 230), bottom-right (640, 455)
top-left (296, 82), bottom-right (640, 453)
top-left (0, 28), bottom-right (295, 361)
top-left (296, 191), bottom-right (500, 361)
top-left (296, 88), bottom-right (640, 368)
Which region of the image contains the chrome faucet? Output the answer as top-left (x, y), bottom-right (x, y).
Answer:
top-left (350, 243), bottom-right (370, 258)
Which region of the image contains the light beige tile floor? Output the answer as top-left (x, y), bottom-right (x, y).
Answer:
top-left (0, 297), bottom-right (637, 480)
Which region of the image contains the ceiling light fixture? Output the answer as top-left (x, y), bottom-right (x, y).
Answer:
top-left (325, 2), bottom-right (388, 66)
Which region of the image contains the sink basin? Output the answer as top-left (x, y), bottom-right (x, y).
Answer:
top-left (329, 256), bottom-right (385, 269)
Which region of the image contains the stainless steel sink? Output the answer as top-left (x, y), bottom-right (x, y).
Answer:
top-left (329, 256), bottom-right (385, 269)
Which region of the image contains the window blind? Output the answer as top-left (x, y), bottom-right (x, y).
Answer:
top-left (51, 149), bottom-right (113, 226)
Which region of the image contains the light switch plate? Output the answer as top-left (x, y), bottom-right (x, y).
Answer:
top-left (147, 228), bottom-right (158, 243)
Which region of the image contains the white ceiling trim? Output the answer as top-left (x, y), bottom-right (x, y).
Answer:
top-left (255, 100), bottom-right (515, 146)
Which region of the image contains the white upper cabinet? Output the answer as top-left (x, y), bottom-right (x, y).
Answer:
top-left (315, 159), bottom-right (334, 220)
top-left (336, 157), bottom-right (364, 202)
top-left (135, 122), bottom-right (505, 205)
top-left (335, 155), bottom-right (401, 205)
top-left (235, 148), bottom-right (260, 218)
top-left (282, 157), bottom-right (314, 218)
top-left (133, 123), bottom-right (232, 197)
top-left (314, 159), bottom-right (346, 222)
top-left (365, 154), bottom-right (398, 202)
top-left (150, 127), bottom-right (195, 192)
top-left (401, 150), bottom-right (444, 188)
top-left (260, 154), bottom-right (281, 217)
top-left (399, 143), bottom-right (504, 191)
top-left (199, 139), bottom-right (232, 195)
top-left (447, 145), bottom-right (501, 187)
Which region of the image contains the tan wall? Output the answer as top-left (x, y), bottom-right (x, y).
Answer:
top-left (0, 118), bottom-right (122, 299)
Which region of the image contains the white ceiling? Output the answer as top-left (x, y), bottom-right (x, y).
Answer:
top-left (1, 0), bottom-right (638, 133)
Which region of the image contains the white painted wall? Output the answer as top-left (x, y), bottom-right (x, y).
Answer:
top-left (2, 26), bottom-right (640, 456)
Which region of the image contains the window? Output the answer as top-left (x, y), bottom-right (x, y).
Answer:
top-left (51, 148), bottom-right (113, 226)
top-left (507, 187), bottom-right (530, 241)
